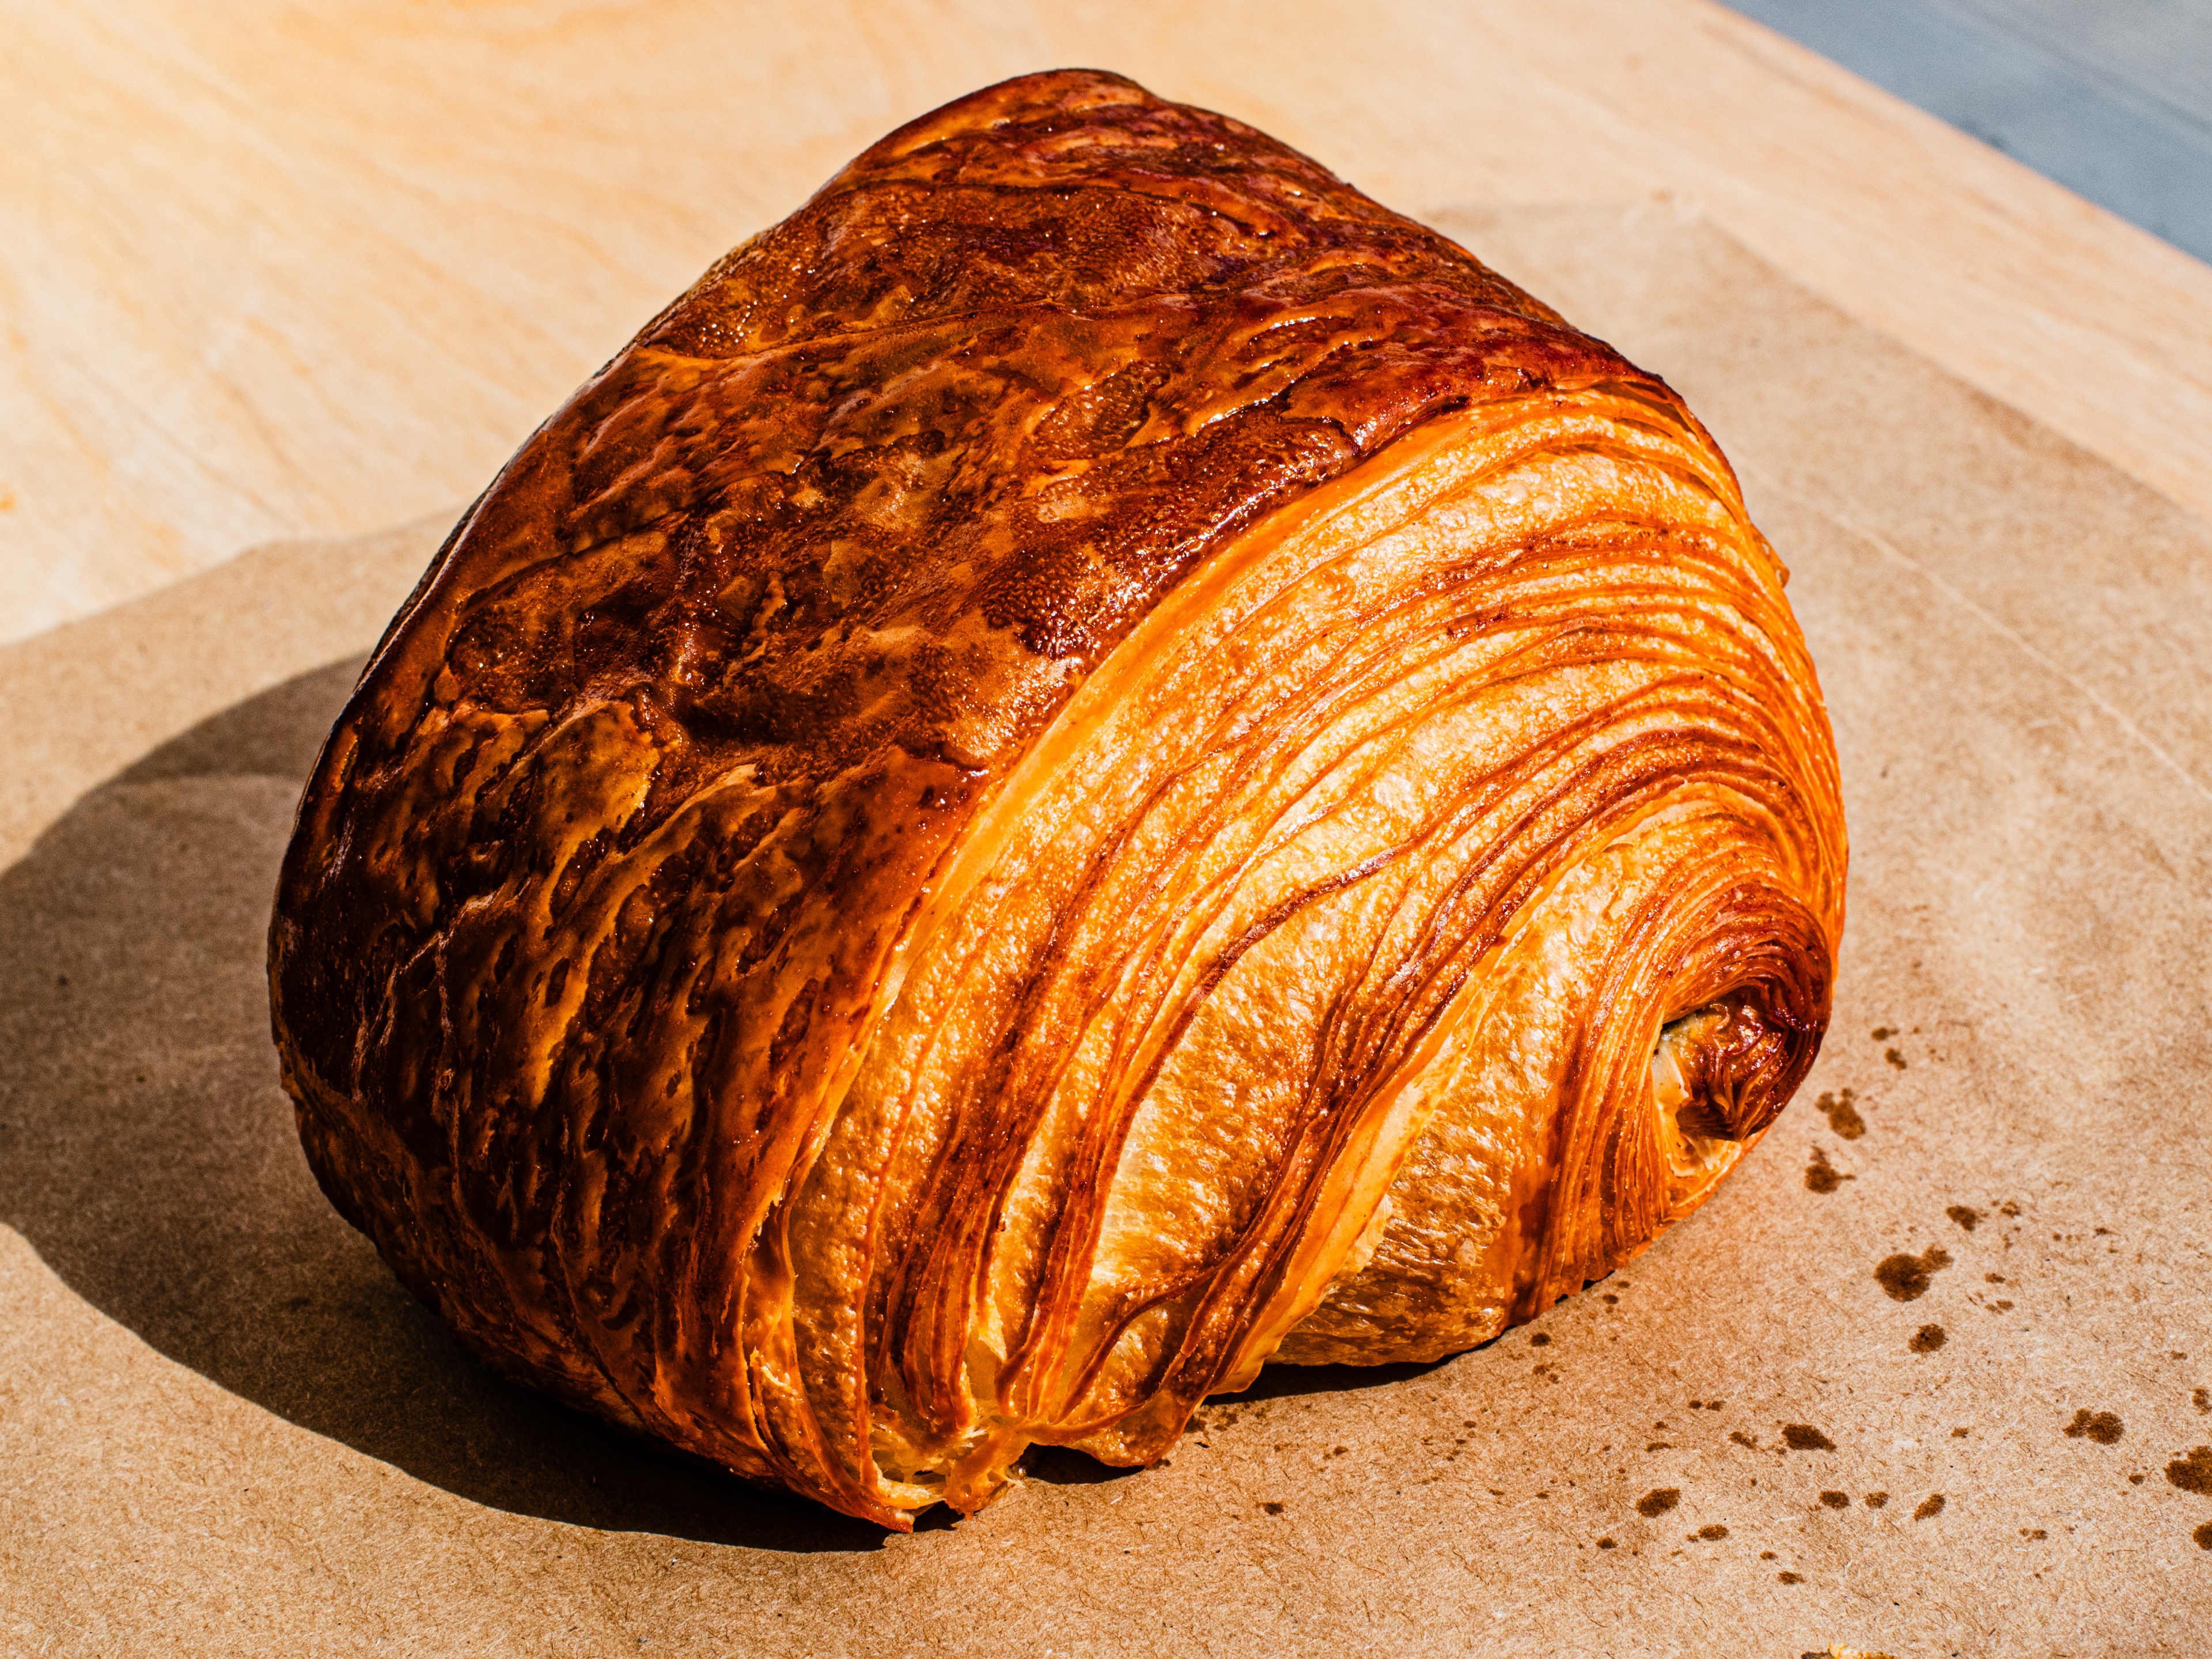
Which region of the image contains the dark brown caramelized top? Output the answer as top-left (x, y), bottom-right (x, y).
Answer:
top-left (346, 68), bottom-right (1633, 786)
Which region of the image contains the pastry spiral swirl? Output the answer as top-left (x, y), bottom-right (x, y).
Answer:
top-left (270, 70), bottom-right (1844, 1527)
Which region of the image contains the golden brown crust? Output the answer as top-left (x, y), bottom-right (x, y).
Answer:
top-left (269, 70), bottom-right (1844, 1527)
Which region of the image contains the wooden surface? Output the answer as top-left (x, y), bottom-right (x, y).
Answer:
top-left (5, 0), bottom-right (2211, 646)
top-left (1729, 0), bottom-right (2212, 263)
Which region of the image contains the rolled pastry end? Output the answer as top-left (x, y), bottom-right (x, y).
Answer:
top-left (802, 392), bottom-right (1840, 1514)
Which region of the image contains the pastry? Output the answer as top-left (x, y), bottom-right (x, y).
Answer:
top-left (269, 69), bottom-right (1846, 1527)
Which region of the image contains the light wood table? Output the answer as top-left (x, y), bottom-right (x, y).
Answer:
top-left (6, 0), bottom-right (2210, 645)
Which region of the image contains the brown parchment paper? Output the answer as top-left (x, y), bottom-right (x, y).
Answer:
top-left (2, 204), bottom-right (2207, 1658)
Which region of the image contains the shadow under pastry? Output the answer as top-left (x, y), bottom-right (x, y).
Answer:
top-left (0, 657), bottom-right (881, 1552)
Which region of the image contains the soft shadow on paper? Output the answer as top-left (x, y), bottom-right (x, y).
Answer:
top-left (0, 659), bottom-right (882, 1552)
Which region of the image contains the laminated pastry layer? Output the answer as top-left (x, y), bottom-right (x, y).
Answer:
top-left (785, 388), bottom-right (1841, 1516)
top-left (267, 68), bottom-right (1846, 1531)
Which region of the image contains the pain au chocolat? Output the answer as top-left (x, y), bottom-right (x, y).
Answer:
top-left (270, 69), bottom-right (1845, 1527)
